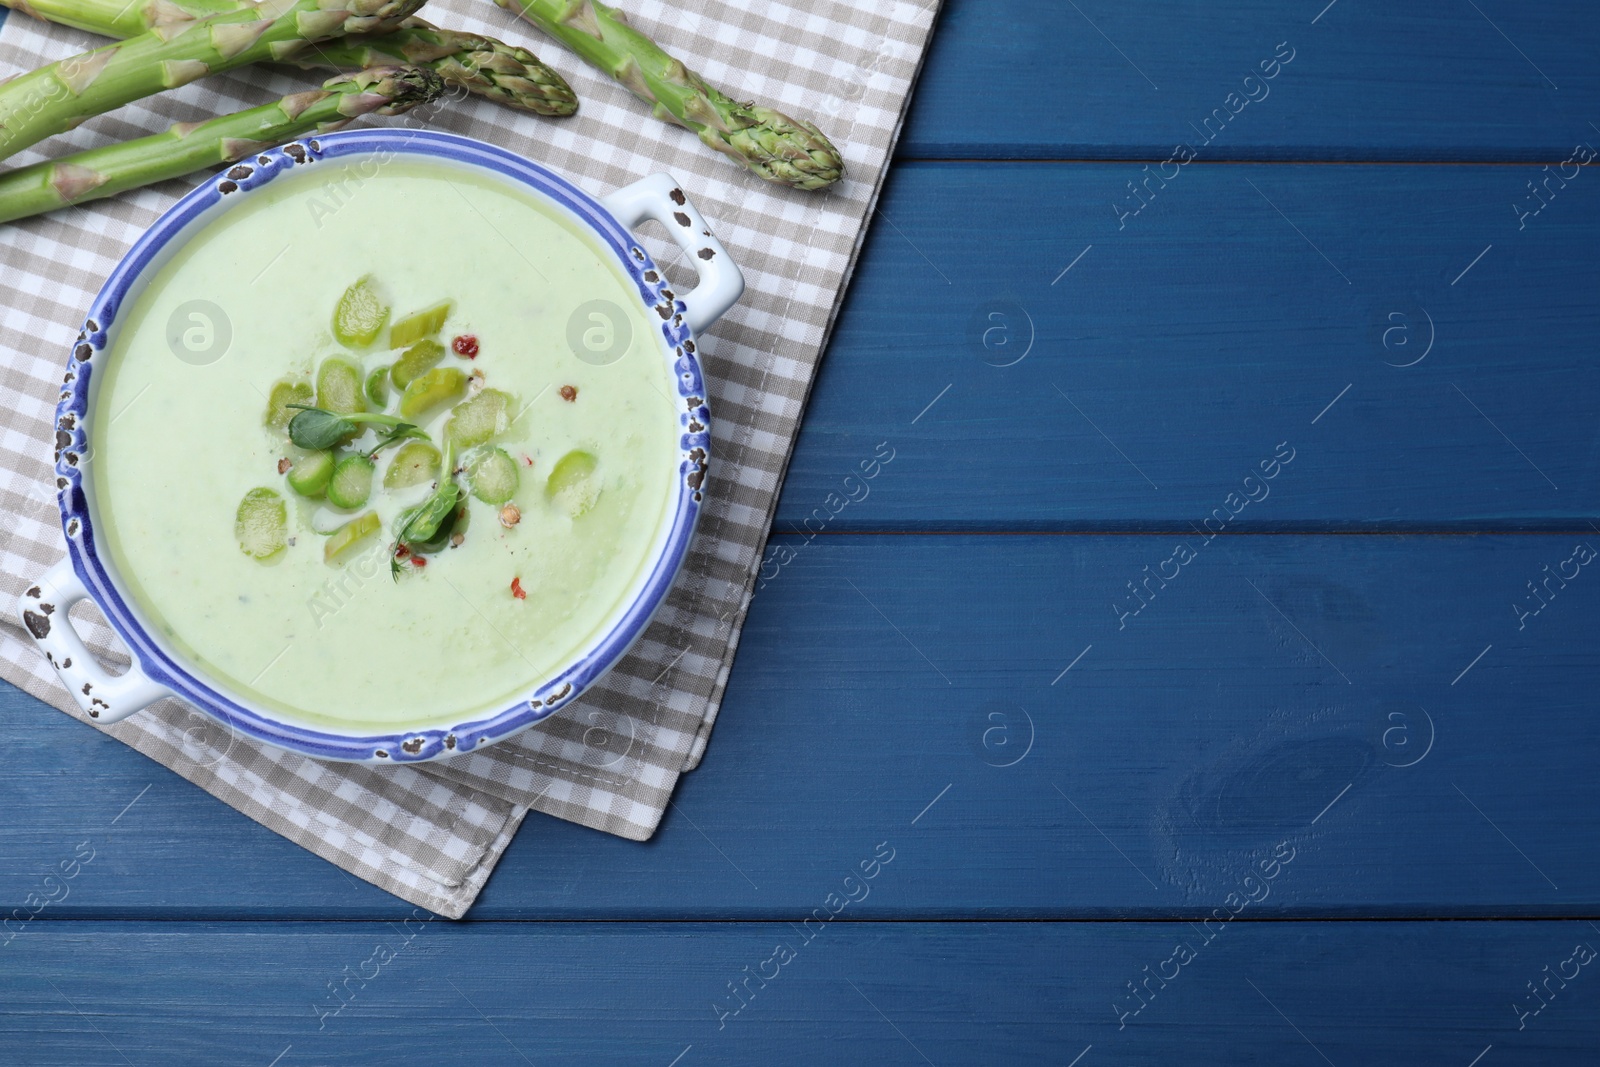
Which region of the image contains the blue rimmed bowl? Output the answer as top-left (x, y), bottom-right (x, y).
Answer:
top-left (18, 129), bottom-right (743, 764)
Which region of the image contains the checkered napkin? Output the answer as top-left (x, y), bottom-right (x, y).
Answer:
top-left (0, 0), bottom-right (938, 915)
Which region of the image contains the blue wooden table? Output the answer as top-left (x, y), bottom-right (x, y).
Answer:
top-left (5, 1), bottom-right (1600, 1062)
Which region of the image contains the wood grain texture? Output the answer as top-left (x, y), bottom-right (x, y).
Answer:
top-left (778, 161), bottom-right (1600, 530)
top-left (4, 534), bottom-right (1596, 918)
top-left (2, 920), bottom-right (1598, 1065)
top-left (2, 1), bottom-right (1597, 1057)
top-left (902, 0), bottom-right (1600, 161)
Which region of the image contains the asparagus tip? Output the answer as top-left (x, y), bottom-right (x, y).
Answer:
top-left (718, 103), bottom-right (845, 191)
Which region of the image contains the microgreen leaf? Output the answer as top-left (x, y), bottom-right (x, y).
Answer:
top-left (286, 406), bottom-right (351, 450)
top-left (286, 404), bottom-right (426, 451)
top-left (389, 443), bottom-right (459, 581)
top-left (366, 423), bottom-right (431, 460)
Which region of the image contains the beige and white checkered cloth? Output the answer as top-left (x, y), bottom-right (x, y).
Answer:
top-left (0, 0), bottom-right (939, 916)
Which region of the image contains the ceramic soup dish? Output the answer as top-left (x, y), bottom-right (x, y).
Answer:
top-left (19, 129), bottom-right (741, 763)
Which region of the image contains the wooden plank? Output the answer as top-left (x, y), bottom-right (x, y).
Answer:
top-left (5, 534), bottom-right (1598, 918)
top-left (778, 161), bottom-right (1600, 530)
top-left (1, 920), bottom-right (1596, 1063)
top-left (903, 0), bottom-right (1600, 161)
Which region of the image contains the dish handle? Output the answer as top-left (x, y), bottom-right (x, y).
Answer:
top-left (601, 174), bottom-right (745, 335)
top-left (18, 558), bottom-right (172, 725)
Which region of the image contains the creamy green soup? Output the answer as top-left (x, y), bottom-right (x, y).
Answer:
top-left (91, 157), bottom-right (679, 730)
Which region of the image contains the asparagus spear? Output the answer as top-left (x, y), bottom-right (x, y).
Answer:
top-left (0, 0), bottom-right (426, 164)
top-left (493, 0), bottom-right (843, 190)
top-left (1, 0), bottom-right (578, 116)
top-left (0, 66), bottom-right (444, 224)
top-left (315, 20), bottom-right (578, 115)
top-left (1, 0), bottom-right (223, 38)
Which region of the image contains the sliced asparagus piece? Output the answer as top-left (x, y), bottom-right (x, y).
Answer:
top-left (398, 366), bottom-right (468, 418)
top-left (545, 448), bottom-right (599, 516)
top-left (326, 453), bottom-right (375, 508)
top-left (364, 364), bottom-right (392, 409)
top-left (235, 486), bottom-right (288, 559)
top-left (286, 448), bottom-right (335, 497)
top-left (465, 446), bottom-right (518, 504)
top-left (390, 337), bottom-right (444, 388)
top-left (0, 0), bottom-right (578, 116)
top-left (324, 509), bottom-right (380, 562)
top-left (264, 378), bottom-right (313, 430)
top-left (389, 299), bottom-right (452, 348)
top-left (382, 439), bottom-right (440, 487)
top-left (0, 0), bottom-right (427, 166)
top-left (316, 355), bottom-right (367, 414)
top-left (444, 387), bottom-right (512, 450)
top-left (332, 278), bottom-right (388, 349)
top-left (495, 0), bottom-right (842, 190)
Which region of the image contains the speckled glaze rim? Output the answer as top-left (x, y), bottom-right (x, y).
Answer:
top-left (43, 129), bottom-right (730, 763)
